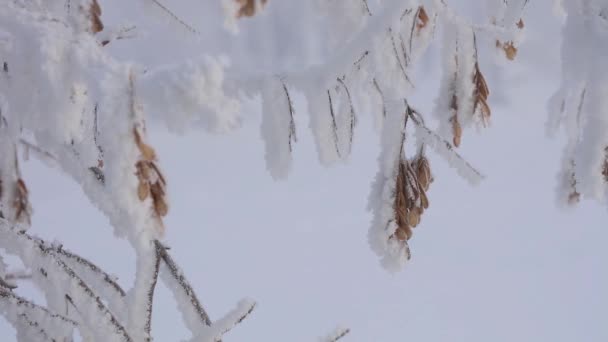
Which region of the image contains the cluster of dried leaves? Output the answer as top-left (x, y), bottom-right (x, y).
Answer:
top-left (393, 151), bottom-right (433, 244)
top-left (415, 6), bottom-right (429, 33)
top-left (134, 127), bottom-right (168, 221)
top-left (496, 18), bottom-right (524, 61)
top-left (0, 148), bottom-right (32, 226)
top-left (86, 0), bottom-right (103, 34)
top-left (236, 0), bottom-right (268, 18)
top-left (449, 34), bottom-right (491, 148)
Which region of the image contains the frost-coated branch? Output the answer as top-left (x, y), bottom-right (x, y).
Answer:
top-left (0, 220), bottom-right (132, 342)
top-left (0, 289), bottom-right (77, 341)
top-left (320, 327), bottom-right (351, 342)
top-left (188, 299), bottom-right (256, 342)
top-left (154, 240), bottom-right (213, 331)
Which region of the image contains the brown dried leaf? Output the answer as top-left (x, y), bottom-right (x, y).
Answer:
top-left (416, 6), bottom-right (429, 32)
top-left (502, 41), bottom-right (517, 60)
top-left (150, 182), bottom-right (168, 217)
top-left (236, 0), bottom-right (268, 18)
top-left (395, 226), bottom-right (412, 241)
top-left (516, 18), bottom-right (524, 29)
top-left (451, 116), bottom-right (462, 147)
top-left (138, 181), bottom-right (150, 201)
top-left (415, 156), bottom-right (432, 191)
top-left (134, 128), bottom-right (156, 161)
top-left (89, 0), bottom-right (104, 33)
top-left (405, 209), bottom-right (420, 227)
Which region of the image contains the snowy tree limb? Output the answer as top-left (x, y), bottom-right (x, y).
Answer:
top-left (0, 288), bottom-right (77, 340)
top-left (154, 240), bottom-right (213, 331)
top-left (0, 220), bottom-right (132, 341)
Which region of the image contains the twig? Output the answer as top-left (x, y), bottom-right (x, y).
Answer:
top-left (280, 79), bottom-right (297, 152)
top-left (144, 243), bottom-right (163, 340)
top-left (148, 0), bottom-right (199, 34)
top-left (336, 78), bottom-right (356, 148)
top-left (0, 289), bottom-right (78, 329)
top-left (327, 90), bottom-right (342, 158)
top-left (388, 28), bottom-right (413, 87)
top-left (154, 240), bottom-right (212, 327)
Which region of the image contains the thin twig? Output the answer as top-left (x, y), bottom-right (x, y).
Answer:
top-left (389, 28), bottom-right (414, 87)
top-left (148, 0), bottom-right (199, 34)
top-left (154, 240), bottom-right (212, 326)
top-left (327, 90), bottom-right (342, 158)
top-left (280, 80), bottom-right (297, 152)
top-left (336, 78), bottom-right (356, 148)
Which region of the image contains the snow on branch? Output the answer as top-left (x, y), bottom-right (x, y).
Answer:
top-left (0, 220), bottom-right (132, 341)
top-left (411, 114), bottom-right (484, 186)
top-left (154, 240), bottom-right (213, 332)
top-left (52, 245), bottom-right (127, 320)
top-left (320, 327), bottom-right (351, 342)
top-left (189, 299), bottom-right (256, 342)
top-left (0, 289), bottom-right (77, 341)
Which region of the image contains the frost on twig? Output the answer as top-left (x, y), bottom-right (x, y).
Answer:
top-left (190, 299), bottom-right (256, 342)
top-left (260, 78), bottom-right (297, 179)
top-left (320, 326), bottom-right (350, 342)
top-left (0, 220), bottom-right (132, 341)
top-left (154, 240), bottom-right (212, 332)
top-left (0, 290), bottom-right (77, 341)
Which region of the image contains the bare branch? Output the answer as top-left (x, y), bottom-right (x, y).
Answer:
top-left (147, 0), bottom-right (199, 34)
top-left (0, 288), bottom-right (78, 336)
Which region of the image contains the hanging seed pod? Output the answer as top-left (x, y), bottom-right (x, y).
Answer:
top-left (137, 181), bottom-right (150, 201)
top-left (134, 128), bottom-right (156, 161)
top-left (150, 182), bottom-right (168, 217)
top-left (405, 208), bottom-right (420, 227)
top-left (419, 188), bottom-right (429, 209)
top-left (451, 116), bottom-right (462, 147)
top-left (416, 6), bottom-right (429, 32)
top-left (395, 226), bottom-right (412, 241)
top-left (415, 156), bottom-right (432, 191)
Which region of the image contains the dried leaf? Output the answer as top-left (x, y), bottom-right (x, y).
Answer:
top-left (516, 18), bottom-right (524, 29)
top-left (416, 6), bottom-right (429, 32)
top-left (451, 116), bottom-right (462, 147)
top-left (395, 226), bottom-right (412, 241)
top-left (236, 0), bottom-right (268, 18)
top-left (138, 181), bottom-right (150, 201)
top-left (134, 128), bottom-right (156, 161)
top-left (89, 0), bottom-right (104, 33)
top-left (405, 208), bottom-right (420, 227)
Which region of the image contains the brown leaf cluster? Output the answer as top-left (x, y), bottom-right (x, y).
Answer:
top-left (0, 177), bottom-right (31, 225)
top-left (496, 40), bottom-right (517, 61)
top-left (415, 6), bottom-right (429, 33)
top-left (88, 0), bottom-right (104, 33)
top-left (134, 128), bottom-right (168, 219)
top-left (393, 154), bottom-right (433, 243)
top-left (236, 0), bottom-right (268, 18)
top-left (472, 62), bottom-right (491, 126)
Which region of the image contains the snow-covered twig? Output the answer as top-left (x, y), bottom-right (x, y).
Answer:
top-left (0, 288), bottom-right (77, 340)
top-left (190, 299), bottom-right (256, 342)
top-left (154, 240), bottom-right (212, 331)
top-left (321, 327), bottom-right (350, 342)
top-left (410, 114), bottom-right (484, 186)
top-left (0, 220), bottom-right (132, 341)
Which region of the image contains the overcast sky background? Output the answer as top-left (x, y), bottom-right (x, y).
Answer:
top-left (2, 1), bottom-right (607, 341)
